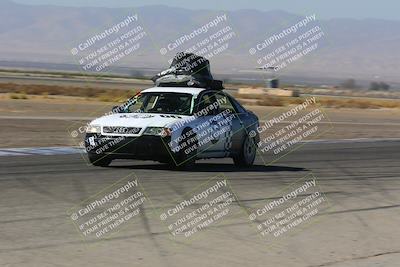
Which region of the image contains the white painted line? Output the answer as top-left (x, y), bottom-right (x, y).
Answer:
top-left (259, 120), bottom-right (400, 126)
top-left (0, 151), bottom-right (31, 156)
top-left (0, 147), bottom-right (84, 157)
top-left (302, 138), bottom-right (400, 144)
top-left (0, 116), bottom-right (94, 121)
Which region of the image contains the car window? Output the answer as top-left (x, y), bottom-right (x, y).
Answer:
top-left (127, 94), bottom-right (145, 113)
top-left (215, 92), bottom-right (238, 114)
top-left (146, 95), bottom-right (159, 110)
top-left (196, 92), bottom-right (217, 116)
top-left (125, 93), bottom-right (193, 115)
top-left (229, 96), bottom-right (247, 113)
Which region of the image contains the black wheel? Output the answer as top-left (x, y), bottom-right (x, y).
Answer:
top-left (176, 129), bottom-right (198, 170)
top-left (233, 135), bottom-right (257, 167)
top-left (88, 153), bottom-right (112, 167)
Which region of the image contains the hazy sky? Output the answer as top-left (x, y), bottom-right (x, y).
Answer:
top-left (12, 0), bottom-right (400, 21)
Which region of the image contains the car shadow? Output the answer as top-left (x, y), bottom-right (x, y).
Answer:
top-left (108, 161), bottom-right (307, 173)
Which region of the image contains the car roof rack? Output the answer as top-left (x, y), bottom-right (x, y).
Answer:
top-left (151, 52), bottom-right (224, 90)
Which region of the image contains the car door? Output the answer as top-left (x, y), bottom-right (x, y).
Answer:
top-left (189, 91), bottom-right (225, 158)
top-left (214, 92), bottom-right (246, 156)
top-left (194, 91), bottom-right (244, 158)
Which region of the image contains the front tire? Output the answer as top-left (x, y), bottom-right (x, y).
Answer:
top-left (88, 153), bottom-right (112, 167)
top-left (176, 129), bottom-right (198, 170)
top-left (233, 135), bottom-right (257, 167)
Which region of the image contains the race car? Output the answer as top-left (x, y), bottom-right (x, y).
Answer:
top-left (84, 86), bottom-right (260, 169)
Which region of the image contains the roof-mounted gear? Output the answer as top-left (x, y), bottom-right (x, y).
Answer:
top-left (151, 52), bottom-right (224, 90)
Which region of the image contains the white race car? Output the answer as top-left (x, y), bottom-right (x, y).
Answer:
top-left (85, 87), bottom-right (260, 169)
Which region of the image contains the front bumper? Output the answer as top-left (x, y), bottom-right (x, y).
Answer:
top-left (85, 134), bottom-right (173, 161)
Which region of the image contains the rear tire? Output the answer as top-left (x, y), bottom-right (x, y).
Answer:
top-left (88, 153), bottom-right (112, 167)
top-left (233, 135), bottom-right (257, 167)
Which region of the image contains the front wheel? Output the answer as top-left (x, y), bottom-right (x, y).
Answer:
top-left (88, 153), bottom-right (112, 167)
top-left (176, 129), bottom-right (198, 170)
top-left (233, 135), bottom-right (257, 167)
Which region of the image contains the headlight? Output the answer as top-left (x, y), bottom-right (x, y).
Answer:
top-left (143, 127), bottom-right (164, 136)
top-left (86, 125), bottom-right (101, 133)
top-left (143, 127), bottom-right (172, 136)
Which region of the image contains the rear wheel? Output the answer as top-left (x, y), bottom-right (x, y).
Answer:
top-left (88, 153), bottom-right (112, 167)
top-left (233, 135), bottom-right (257, 167)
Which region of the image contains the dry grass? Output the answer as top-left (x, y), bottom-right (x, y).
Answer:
top-left (255, 96), bottom-right (304, 106)
top-left (9, 93), bottom-right (28, 100)
top-left (238, 94), bottom-right (400, 109)
top-left (0, 83), bottom-right (137, 102)
top-left (316, 98), bottom-right (400, 109)
top-left (2, 82), bottom-right (400, 109)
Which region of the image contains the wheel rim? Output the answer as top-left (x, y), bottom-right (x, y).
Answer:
top-left (244, 136), bottom-right (256, 163)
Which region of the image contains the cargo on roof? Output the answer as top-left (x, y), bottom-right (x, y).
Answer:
top-left (151, 52), bottom-right (224, 90)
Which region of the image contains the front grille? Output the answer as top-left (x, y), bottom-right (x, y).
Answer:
top-left (103, 126), bottom-right (141, 135)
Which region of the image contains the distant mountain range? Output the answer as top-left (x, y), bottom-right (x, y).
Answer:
top-left (0, 0), bottom-right (399, 84)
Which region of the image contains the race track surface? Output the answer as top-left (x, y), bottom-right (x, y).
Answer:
top-left (1, 140), bottom-right (399, 267)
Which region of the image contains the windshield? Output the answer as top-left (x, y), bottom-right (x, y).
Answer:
top-left (123, 92), bottom-right (193, 115)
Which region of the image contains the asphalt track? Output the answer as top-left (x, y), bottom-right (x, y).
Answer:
top-left (1, 140), bottom-right (399, 267)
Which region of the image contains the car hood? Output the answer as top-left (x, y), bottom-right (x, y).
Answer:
top-left (90, 113), bottom-right (188, 129)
